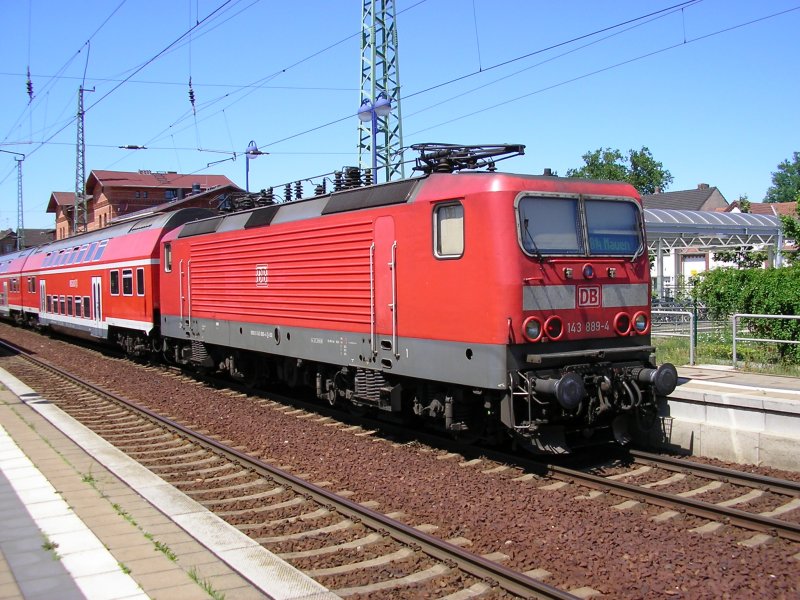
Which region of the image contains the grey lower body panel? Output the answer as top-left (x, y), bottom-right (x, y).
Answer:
top-left (161, 315), bottom-right (508, 390)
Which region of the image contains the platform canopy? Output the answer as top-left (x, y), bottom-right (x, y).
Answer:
top-left (644, 209), bottom-right (782, 251)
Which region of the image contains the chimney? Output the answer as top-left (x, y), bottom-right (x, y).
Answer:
top-left (697, 183), bottom-right (710, 190)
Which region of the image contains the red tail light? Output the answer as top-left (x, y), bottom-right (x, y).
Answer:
top-left (544, 315), bottom-right (564, 340)
top-left (614, 312), bottom-right (631, 336)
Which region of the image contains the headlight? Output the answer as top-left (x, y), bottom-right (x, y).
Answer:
top-left (633, 311), bottom-right (649, 334)
top-left (522, 316), bottom-right (542, 342)
top-left (582, 263), bottom-right (595, 279)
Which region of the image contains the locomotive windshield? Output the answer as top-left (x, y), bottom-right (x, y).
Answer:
top-left (517, 195), bottom-right (642, 257)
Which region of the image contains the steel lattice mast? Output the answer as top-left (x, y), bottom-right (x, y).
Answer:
top-left (16, 158), bottom-right (24, 250)
top-left (73, 86), bottom-right (89, 236)
top-left (359, 0), bottom-right (404, 182)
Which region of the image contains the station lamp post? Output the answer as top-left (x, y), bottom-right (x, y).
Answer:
top-left (245, 140), bottom-right (264, 192)
top-left (358, 92), bottom-right (392, 183)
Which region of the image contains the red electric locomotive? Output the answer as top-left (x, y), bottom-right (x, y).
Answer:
top-left (158, 144), bottom-right (677, 452)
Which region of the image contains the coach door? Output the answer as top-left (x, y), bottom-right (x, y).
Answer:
top-left (373, 216), bottom-right (398, 360)
top-left (39, 280), bottom-right (46, 314)
top-left (91, 276), bottom-right (103, 337)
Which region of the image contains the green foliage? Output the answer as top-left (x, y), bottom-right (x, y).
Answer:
top-left (692, 265), bottom-right (800, 362)
top-left (712, 247), bottom-right (768, 269)
top-left (566, 146), bottom-right (673, 195)
top-left (781, 209), bottom-right (800, 266)
top-left (765, 152), bottom-right (800, 203)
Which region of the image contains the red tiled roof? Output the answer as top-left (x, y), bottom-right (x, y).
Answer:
top-left (46, 191), bottom-right (76, 213)
top-left (85, 170), bottom-right (235, 192)
top-left (748, 202), bottom-right (798, 217)
top-left (728, 201), bottom-right (798, 217)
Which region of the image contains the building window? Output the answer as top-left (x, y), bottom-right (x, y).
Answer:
top-left (433, 202), bottom-right (465, 258)
top-left (136, 267), bottom-right (145, 296)
top-left (110, 270), bottom-right (120, 295)
top-left (143, 191), bottom-right (148, 199)
top-left (135, 191), bottom-right (141, 199)
top-left (122, 269), bottom-right (133, 296)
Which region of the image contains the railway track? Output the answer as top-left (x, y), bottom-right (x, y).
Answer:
top-left (541, 453), bottom-right (800, 543)
top-left (0, 340), bottom-right (578, 599)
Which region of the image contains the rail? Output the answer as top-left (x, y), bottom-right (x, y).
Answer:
top-left (651, 309), bottom-right (695, 365)
top-left (732, 313), bottom-right (800, 368)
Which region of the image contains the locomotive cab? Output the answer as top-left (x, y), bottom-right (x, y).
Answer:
top-left (506, 187), bottom-right (677, 452)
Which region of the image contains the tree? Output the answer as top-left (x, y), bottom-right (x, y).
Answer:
top-left (764, 152), bottom-right (800, 203)
top-left (780, 202), bottom-right (800, 266)
top-left (566, 146), bottom-right (673, 195)
top-left (713, 195), bottom-right (766, 267)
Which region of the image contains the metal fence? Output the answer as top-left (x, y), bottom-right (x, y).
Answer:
top-left (651, 310), bottom-right (695, 365)
top-left (731, 313), bottom-right (800, 368)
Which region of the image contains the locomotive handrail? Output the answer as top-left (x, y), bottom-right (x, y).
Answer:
top-left (369, 243), bottom-right (376, 356)
top-left (732, 313), bottom-right (800, 368)
top-left (179, 259), bottom-right (184, 326)
top-left (187, 259), bottom-right (192, 331)
top-left (391, 241), bottom-right (398, 358)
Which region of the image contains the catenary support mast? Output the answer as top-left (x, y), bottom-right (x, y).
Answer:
top-left (359, 0), bottom-right (404, 182)
top-left (73, 86), bottom-right (92, 235)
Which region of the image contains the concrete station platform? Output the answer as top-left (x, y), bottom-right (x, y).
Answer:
top-left (0, 367), bottom-right (335, 600)
top-left (651, 364), bottom-right (800, 472)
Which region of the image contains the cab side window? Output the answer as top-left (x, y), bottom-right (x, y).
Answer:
top-left (433, 202), bottom-right (464, 258)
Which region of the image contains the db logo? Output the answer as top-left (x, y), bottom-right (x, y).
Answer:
top-left (255, 264), bottom-right (269, 288)
top-left (577, 286), bottom-right (600, 307)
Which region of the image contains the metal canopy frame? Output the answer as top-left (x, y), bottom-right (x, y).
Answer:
top-left (644, 209), bottom-right (784, 300)
top-left (645, 209), bottom-right (782, 251)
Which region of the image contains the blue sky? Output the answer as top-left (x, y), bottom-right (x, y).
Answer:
top-left (1, 0), bottom-right (798, 231)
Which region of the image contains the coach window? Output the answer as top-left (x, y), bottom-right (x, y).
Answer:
top-left (67, 297), bottom-right (73, 316)
top-left (59, 296), bottom-right (66, 314)
top-left (75, 296), bottom-right (82, 318)
top-left (84, 242), bottom-right (98, 263)
top-left (83, 296), bottom-right (91, 318)
top-left (110, 270), bottom-right (120, 295)
top-left (164, 243), bottom-right (172, 272)
top-left (47, 296), bottom-right (52, 313)
top-left (93, 240), bottom-right (109, 261)
top-left (74, 244), bottom-right (90, 263)
top-left (122, 269), bottom-right (133, 296)
top-left (136, 268), bottom-right (145, 296)
top-left (433, 202), bottom-right (464, 258)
